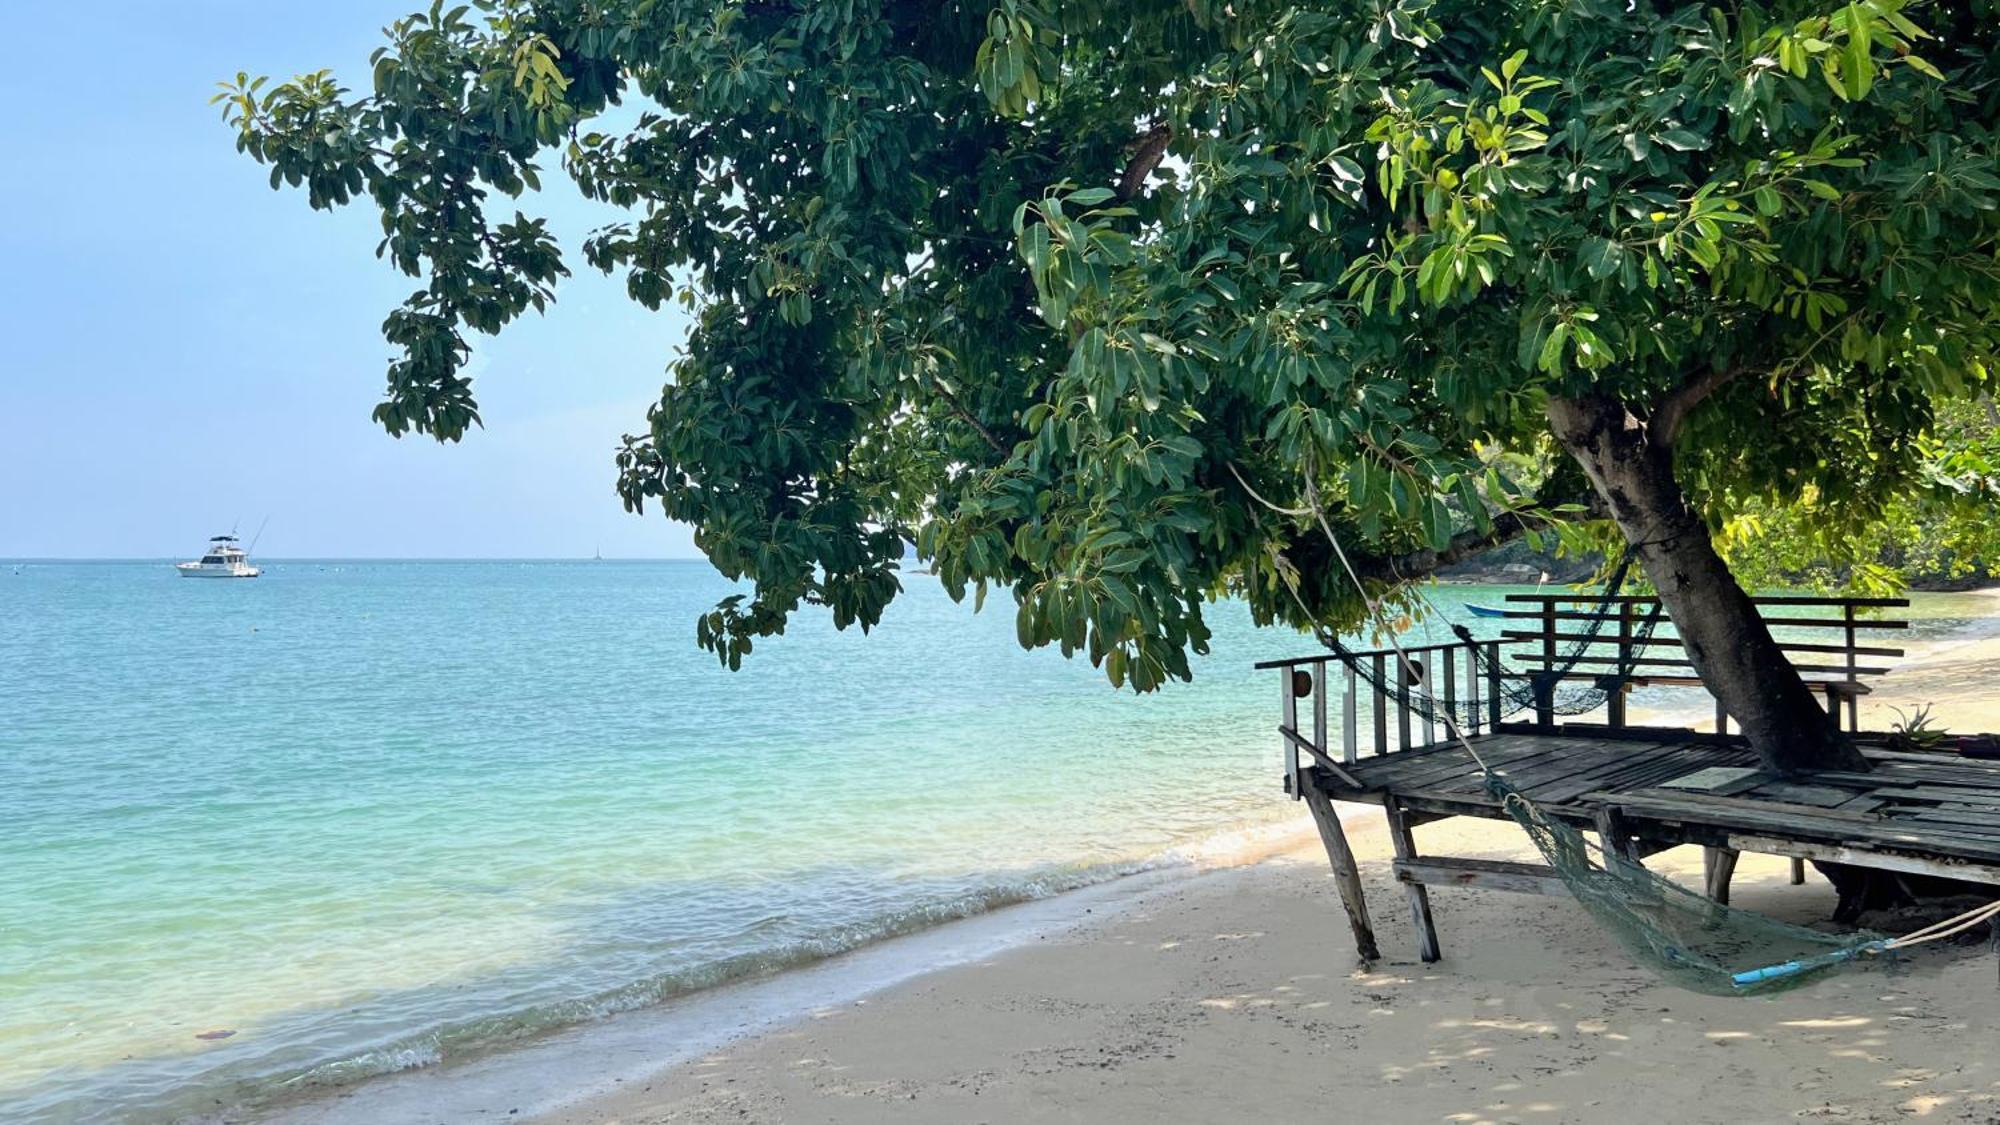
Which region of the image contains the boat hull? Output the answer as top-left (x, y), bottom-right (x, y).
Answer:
top-left (176, 564), bottom-right (259, 578)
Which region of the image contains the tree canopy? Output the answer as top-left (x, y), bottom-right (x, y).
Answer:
top-left (223, 0), bottom-right (2000, 693)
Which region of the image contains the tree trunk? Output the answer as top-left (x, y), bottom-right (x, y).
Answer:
top-left (1546, 393), bottom-right (1869, 775)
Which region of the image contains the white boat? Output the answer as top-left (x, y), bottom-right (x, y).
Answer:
top-left (176, 535), bottom-right (261, 578)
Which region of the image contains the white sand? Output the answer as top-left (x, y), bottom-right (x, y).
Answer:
top-left (531, 624), bottom-right (2000, 1125)
top-left (544, 824), bottom-right (1996, 1124)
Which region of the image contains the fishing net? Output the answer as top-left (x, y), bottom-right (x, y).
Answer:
top-left (1310, 548), bottom-right (1665, 735)
top-left (1493, 775), bottom-right (1891, 994)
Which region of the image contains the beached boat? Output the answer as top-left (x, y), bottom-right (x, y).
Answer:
top-left (176, 535), bottom-right (260, 578)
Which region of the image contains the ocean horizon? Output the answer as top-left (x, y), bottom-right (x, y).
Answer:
top-left (4, 561), bottom-right (1992, 1122)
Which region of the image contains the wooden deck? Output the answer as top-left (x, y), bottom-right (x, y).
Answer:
top-left (1320, 731), bottom-right (2000, 872)
top-left (1261, 594), bottom-right (2000, 966)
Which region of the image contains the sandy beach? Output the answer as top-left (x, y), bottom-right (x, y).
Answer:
top-left (251, 595), bottom-right (2000, 1125)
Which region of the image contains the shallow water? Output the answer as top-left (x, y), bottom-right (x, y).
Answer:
top-left (0, 562), bottom-right (1987, 1122)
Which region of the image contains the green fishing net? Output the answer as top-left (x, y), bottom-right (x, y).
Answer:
top-left (1491, 777), bottom-right (1891, 995)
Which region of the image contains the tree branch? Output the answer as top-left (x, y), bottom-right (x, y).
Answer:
top-left (1117, 123), bottom-right (1172, 201)
top-left (932, 377), bottom-right (1008, 456)
top-left (1648, 363), bottom-right (1750, 449)
top-left (1347, 506), bottom-right (1544, 584)
top-left (1225, 461), bottom-right (1593, 585)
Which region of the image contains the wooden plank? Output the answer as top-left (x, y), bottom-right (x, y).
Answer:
top-left (1877, 786), bottom-right (2000, 805)
top-left (1893, 809), bottom-right (2000, 830)
top-left (1591, 749), bottom-right (1753, 799)
top-left (1744, 781), bottom-right (1871, 808)
top-left (1887, 815), bottom-right (2000, 838)
top-left (1500, 631), bottom-right (1905, 658)
top-left (1279, 726), bottom-right (1363, 789)
top-left (1863, 747), bottom-right (2000, 770)
top-left (1727, 833), bottom-right (2000, 888)
top-left (1488, 610), bottom-right (1907, 629)
top-left (1511, 654), bottom-right (1894, 676)
top-left (1430, 741), bottom-right (1626, 794)
top-left (1393, 856), bottom-right (1569, 897)
top-left (1480, 742), bottom-right (1664, 801)
top-left (1609, 792), bottom-right (2000, 860)
top-left (1501, 594), bottom-right (1909, 607)
top-left (1617, 790), bottom-right (1915, 826)
top-left (1375, 736), bottom-right (1567, 788)
top-left (1531, 742), bottom-right (1708, 805)
top-left (1354, 746), bottom-right (1487, 789)
top-left (1255, 640), bottom-right (1473, 670)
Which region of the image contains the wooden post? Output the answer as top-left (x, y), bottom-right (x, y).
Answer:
top-left (1790, 856), bottom-right (1807, 886)
top-left (1537, 599), bottom-right (1557, 730)
top-left (1385, 796), bottom-right (1441, 962)
top-left (1609, 602), bottom-right (1631, 729)
top-left (1465, 640), bottom-right (1482, 736)
top-left (1843, 602), bottom-right (1860, 732)
top-left (1312, 660), bottom-right (1329, 770)
top-left (1372, 653), bottom-right (1389, 755)
top-left (1300, 777), bottom-right (1381, 962)
top-left (1714, 694), bottom-right (1729, 738)
top-left (1594, 805), bottom-right (1642, 866)
top-left (1703, 847), bottom-right (1740, 905)
top-left (1442, 647), bottom-right (1459, 739)
top-left (1486, 640), bottom-right (1503, 730)
top-left (1396, 657), bottom-right (1414, 752)
top-left (1343, 665), bottom-right (1358, 764)
top-left (1282, 668), bottom-right (1299, 799)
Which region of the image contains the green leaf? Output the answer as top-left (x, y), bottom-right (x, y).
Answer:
top-left (1843, 6), bottom-right (1873, 100)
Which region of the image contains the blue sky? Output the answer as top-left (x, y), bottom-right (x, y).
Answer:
top-left (0, 4), bottom-right (699, 558)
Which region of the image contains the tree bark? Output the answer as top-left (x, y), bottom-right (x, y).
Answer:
top-left (1546, 393), bottom-right (1868, 775)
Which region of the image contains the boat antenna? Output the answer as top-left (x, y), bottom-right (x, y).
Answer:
top-left (248, 516), bottom-right (271, 555)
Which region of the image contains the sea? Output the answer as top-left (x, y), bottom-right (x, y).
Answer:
top-left (1, 561), bottom-right (1991, 1122)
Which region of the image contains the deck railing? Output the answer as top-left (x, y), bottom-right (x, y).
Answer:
top-left (1258, 594), bottom-right (1909, 800)
top-left (1254, 637), bottom-right (1501, 800)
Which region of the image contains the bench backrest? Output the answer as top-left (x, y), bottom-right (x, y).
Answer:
top-left (1499, 594), bottom-right (1909, 733)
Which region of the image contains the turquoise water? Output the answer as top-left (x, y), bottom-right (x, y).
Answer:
top-left (1, 562), bottom-right (1990, 1123)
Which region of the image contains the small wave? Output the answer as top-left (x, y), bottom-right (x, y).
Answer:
top-left (187, 858), bottom-right (1169, 1122)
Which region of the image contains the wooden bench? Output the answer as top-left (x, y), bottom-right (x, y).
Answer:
top-left (1497, 594), bottom-right (1908, 733)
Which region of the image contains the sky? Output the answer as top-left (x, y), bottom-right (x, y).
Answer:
top-left (0, 4), bottom-right (700, 558)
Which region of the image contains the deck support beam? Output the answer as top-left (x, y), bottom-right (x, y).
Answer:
top-left (1385, 796), bottom-right (1442, 962)
top-left (1726, 834), bottom-right (2000, 889)
top-left (1300, 777), bottom-right (1380, 962)
top-left (1594, 805), bottom-right (1643, 866)
top-left (1702, 846), bottom-right (1740, 904)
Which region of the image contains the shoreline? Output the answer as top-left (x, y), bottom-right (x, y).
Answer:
top-left (235, 598), bottom-right (2000, 1125)
top-left (247, 823), bottom-right (1336, 1125)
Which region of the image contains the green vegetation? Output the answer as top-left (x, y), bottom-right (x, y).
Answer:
top-left (222, 0), bottom-right (1999, 771)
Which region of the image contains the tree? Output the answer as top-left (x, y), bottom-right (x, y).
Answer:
top-left (1721, 397), bottom-right (2000, 592)
top-left (220, 0), bottom-right (2000, 775)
